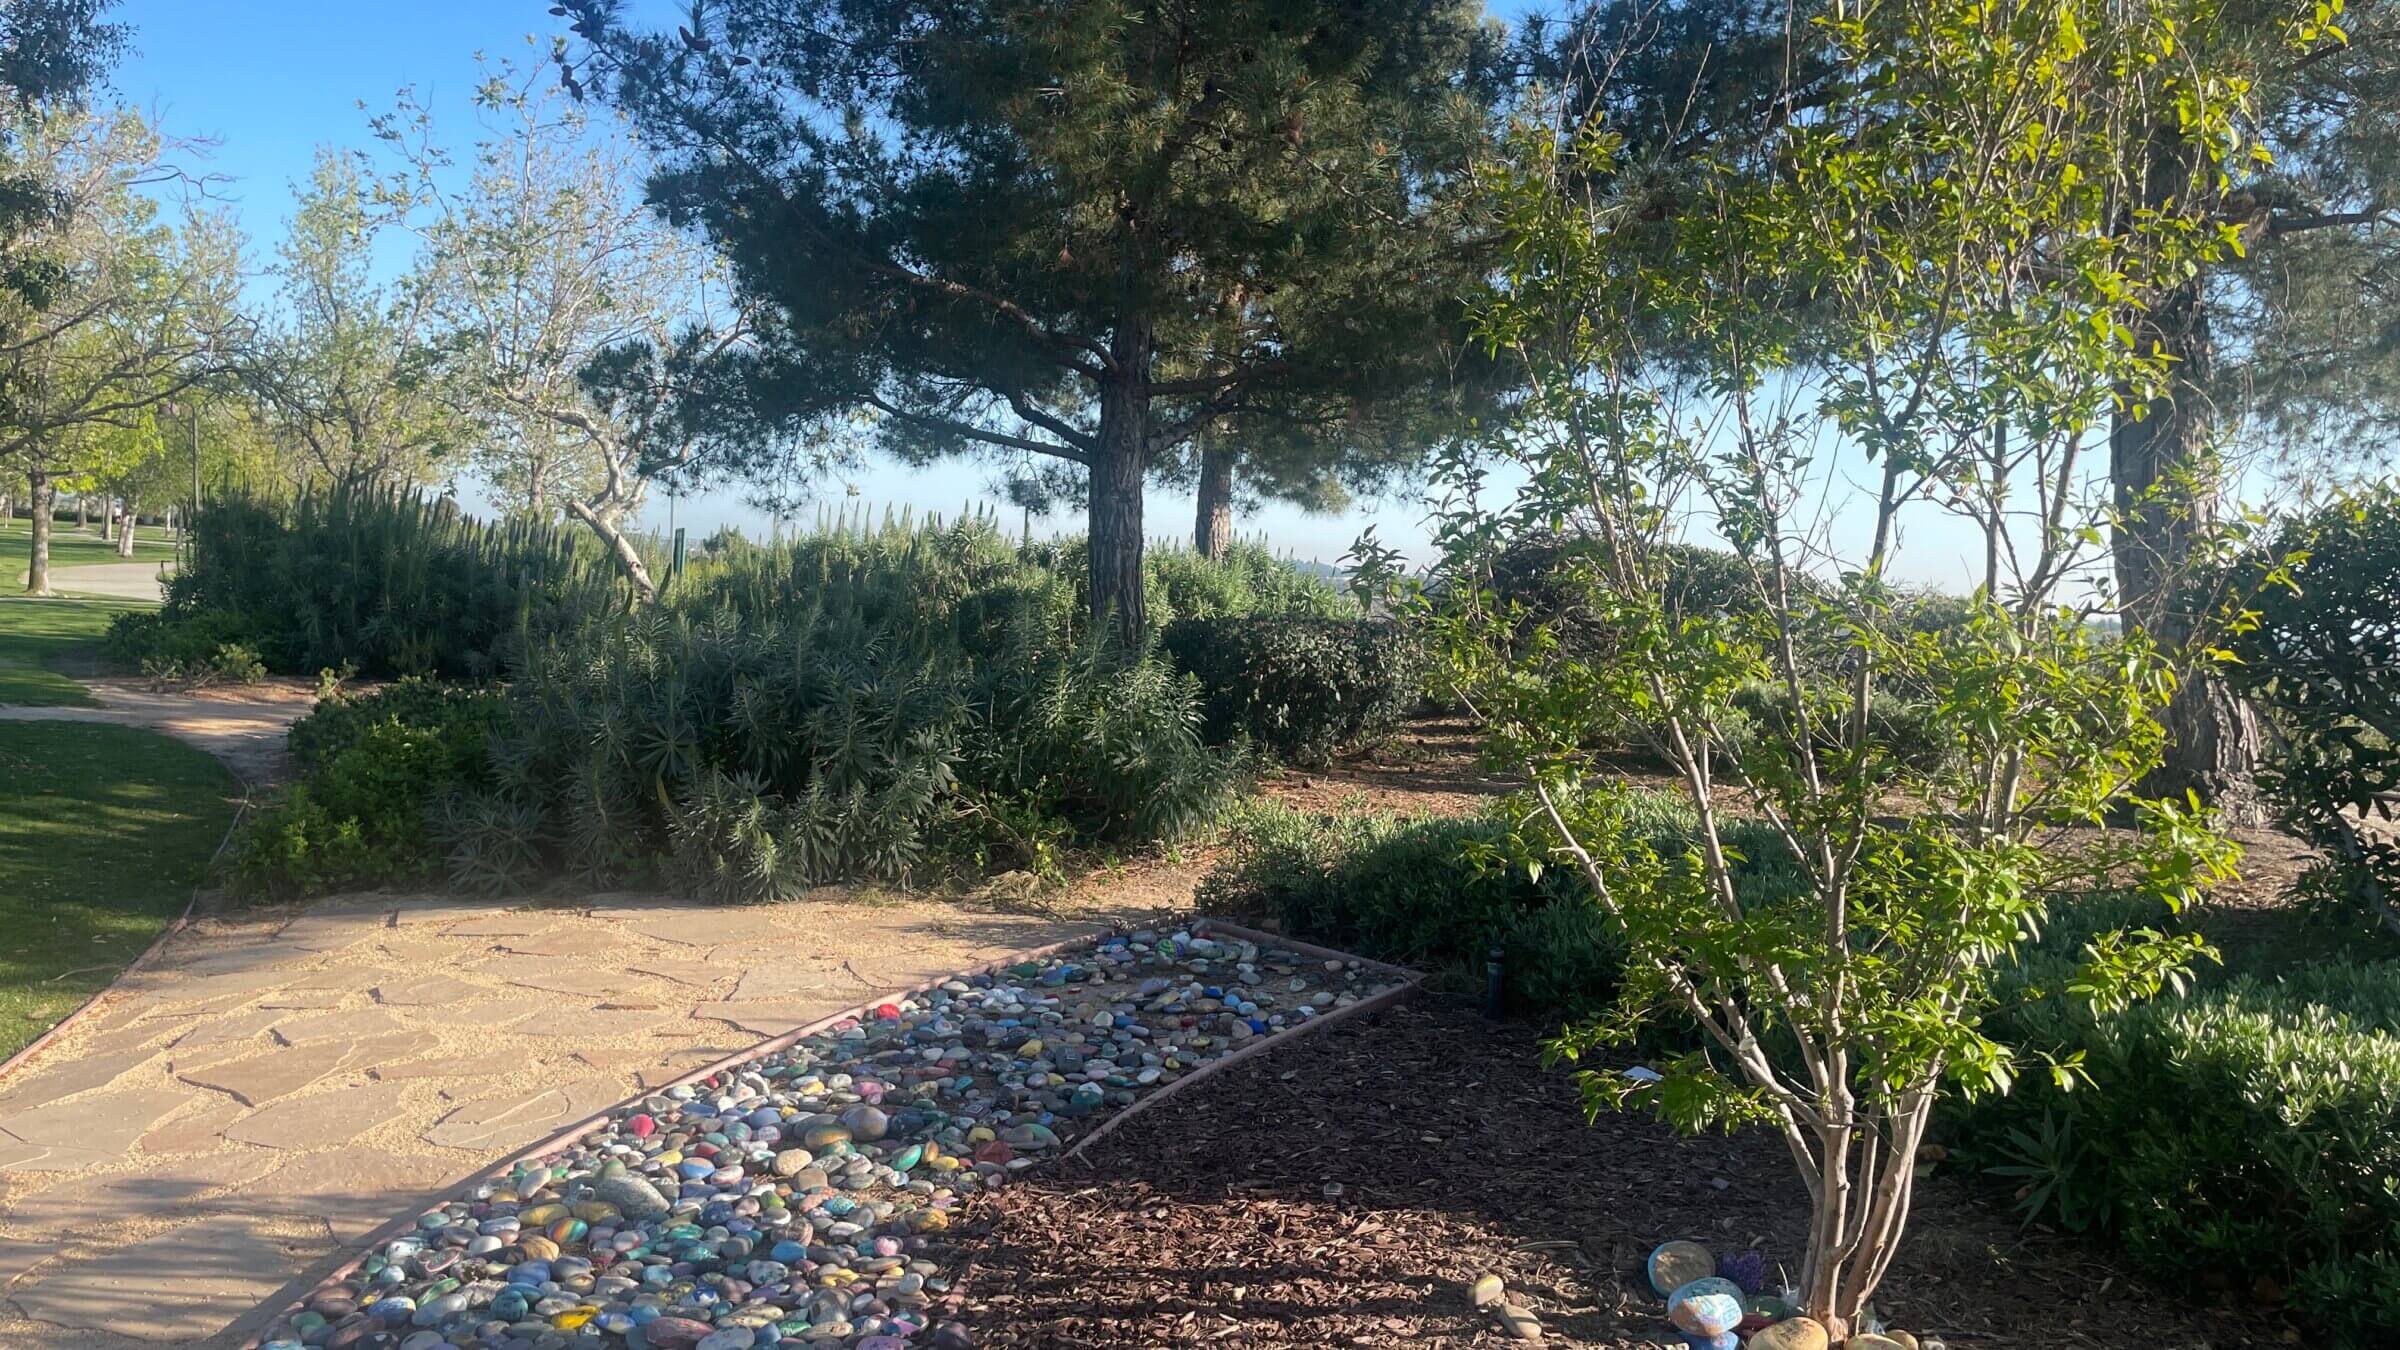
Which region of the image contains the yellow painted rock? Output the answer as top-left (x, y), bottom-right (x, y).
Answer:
top-left (519, 1203), bottom-right (566, 1225)
top-left (518, 1235), bottom-right (560, 1262)
top-left (572, 1200), bottom-right (621, 1223)
top-left (549, 1306), bottom-right (598, 1330)
top-left (1747, 1317), bottom-right (1830, 1350)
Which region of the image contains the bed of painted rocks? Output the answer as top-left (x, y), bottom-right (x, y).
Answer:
top-left (257, 927), bottom-right (1397, 1350)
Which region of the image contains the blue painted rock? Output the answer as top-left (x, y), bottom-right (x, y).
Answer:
top-left (1666, 1287), bottom-right (1744, 1337)
top-left (1647, 1239), bottom-right (1716, 1295)
top-left (1678, 1335), bottom-right (1739, 1350)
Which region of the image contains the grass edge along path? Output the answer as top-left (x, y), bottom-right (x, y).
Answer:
top-left (0, 720), bottom-right (239, 1061)
top-left (0, 596), bottom-right (152, 707)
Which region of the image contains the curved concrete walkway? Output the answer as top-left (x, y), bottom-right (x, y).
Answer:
top-left (32, 562), bottom-right (170, 603)
top-left (0, 888), bottom-right (1156, 1347)
top-left (0, 679), bottom-right (313, 787)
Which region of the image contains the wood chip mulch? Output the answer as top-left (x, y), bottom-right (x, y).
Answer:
top-left (937, 998), bottom-right (2299, 1348)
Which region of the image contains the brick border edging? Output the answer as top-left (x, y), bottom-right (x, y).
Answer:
top-left (233, 919), bottom-right (1418, 1348)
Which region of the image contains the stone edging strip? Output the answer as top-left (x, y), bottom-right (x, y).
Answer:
top-left (232, 918), bottom-right (1420, 1349)
top-left (1057, 920), bottom-right (1423, 1164)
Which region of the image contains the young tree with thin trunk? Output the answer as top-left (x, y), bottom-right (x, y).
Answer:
top-left (556, 0), bottom-right (1501, 641)
top-left (367, 49), bottom-right (766, 599)
top-left (240, 152), bottom-right (455, 492)
top-left (1427, 0), bottom-right (2307, 1333)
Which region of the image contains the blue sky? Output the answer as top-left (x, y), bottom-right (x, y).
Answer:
top-left (106, 1), bottom-right (2051, 588)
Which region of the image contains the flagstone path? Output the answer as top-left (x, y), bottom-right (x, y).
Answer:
top-left (0, 889), bottom-right (1148, 1347)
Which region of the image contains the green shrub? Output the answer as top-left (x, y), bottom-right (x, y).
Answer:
top-left (1951, 904), bottom-right (2400, 1349)
top-left (105, 607), bottom-right (275, 676)
top-left (172, 484), bottom-right (620, 679)
top-left (1726, 682), bottom-right (1951, 773)
top-left (230, 681), bottom-right (508, 899)
top-left (1161, 615), bottom-right (1419, 766)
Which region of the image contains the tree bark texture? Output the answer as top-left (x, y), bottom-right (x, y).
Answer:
top-left (26, 471), bottom-right (54, 595)
top-left (1195, 438), bottom-right (1234, 560)
top-left (116, 498), bottom-right (137, 558)
top-left (565, 498), bottom-right (659, 604)
top-left (1089, 318), bottom-right (1152, 644)
top-left (2111, 276), bottom-right (2263, 820)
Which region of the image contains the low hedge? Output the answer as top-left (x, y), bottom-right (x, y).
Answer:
top-left (230, 680), bottom-right (507, 900)
top-left (1953, 910), bottom-right (2400, 1348)
top-left (1161, 615), bottom-right (1419, 767)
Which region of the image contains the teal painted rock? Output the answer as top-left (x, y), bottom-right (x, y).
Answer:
top-left (1648, 1240), bottom-right (1716, 1296)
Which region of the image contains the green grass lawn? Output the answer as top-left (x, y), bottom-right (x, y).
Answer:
top-left (0, 721), bottom-right (238, 1059)
top-left (0, 597), bottom-right (151, 706)
top-left (0, 519), bottom-right (179, 575)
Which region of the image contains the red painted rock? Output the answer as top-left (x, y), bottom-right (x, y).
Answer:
top-left (642, 1316), bottom-right (715, 1348)
top-left (973, 1141), bottom-right (1014, 1166)
top-left (627, 1113), bottom-right (656, 1139)
top-left (875, 1003), bottom-right (902, 1019)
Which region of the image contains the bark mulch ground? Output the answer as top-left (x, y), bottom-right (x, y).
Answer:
top-left (940, 998), bottom-right (2296, 1349)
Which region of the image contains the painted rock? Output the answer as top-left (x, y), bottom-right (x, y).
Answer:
top-left (1669, 1277), bottom-right (1744, 1305)
top-left (592, 1174), bottom-right (669, 1220)
top-left (642, 1316), bottom-right (716, 1348)
top-left (1747, 1316), bottom-right (1832, 1350)
top-left (1677, 1334), bottom-right (1738, 1350)
top-left (1666, 1288), bottom-right (1744, 1337)
top-left (1495, 1303), bottom-right (1544, 1343)
top-left (1852, 1336), bottom-right (1915, 1350)
top-left (1648, 1240), bottom-right (1716, 1296)
top-left (1468, 1273), bottom-right (1505, 1309)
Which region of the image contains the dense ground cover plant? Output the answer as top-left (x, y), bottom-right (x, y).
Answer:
top-left (125, 483), bottom-right (621, 679)
top-left (1952, 901), bottom-right (2400, 1346)
top-left (1413, 0), bottom-right (2303, 1329)
top-left (231, 679), bottom-right (507, 899)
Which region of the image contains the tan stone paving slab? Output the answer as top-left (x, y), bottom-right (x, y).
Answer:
top-left (689, 1001), bottom-right (845, 1036)
top-left (270, 1008), bottom-right (413, 1045)
top-left (441, 913), bottom-right (557, 937)
top-left (254, 1150), bottom-right (463, 1243)
top-left (222, 1082), bottom-right (409, 1150)
top-left (172, 1029), bottom-right (435, 1108)
top-left (9, 1212), bottom-right (317, 1341)
top-left (0, 1086), bottom-right (190, 1161)
top-left (271, 912), bottom-right (387, 953)
top-left (731, 963), bottom-right (861, 1001)
top-left (256, 987), bottom-right (347, 1010)
top-left (505, 1010), bottom-right (679, 1039)
top-left (371, 973), bottom-right (484, 1006)
top-left (0, 1236), bottom-right (51, 1288)
top-left (605, 906), bottom-right (790, 946)
top-left (494, 927), bottom-right (625, 958)
top-left (137, 967), bottom-right (291, 1004)
top-left (0, 1047), bottom-right (156, 1111)
top-left (369, 1051), bottom-right (538, 1081)
top-left (626, 956), bottom-right (733, 987)
top-left (167, 1008), bottom-right (283, 1051)
top-left (1, 1148), bottom-right (282, 1237)
top-left (0, 1142), bottom-right (102, 1174)
top-left (76, 1018), bottom-right (188, 1056)
top-left (422, 1076), bottom-right (621, 1153)
top-left (175, 1039), bottom-right (354, 1107)
top-left (445, 998), bottom-right (550, 1029)
top-left (489, 965), bottom-right (624, 999)
top-left (138, 1096), bottom-right (247, 1155)
top-left (573, 1047), bottom-right (742, 1091)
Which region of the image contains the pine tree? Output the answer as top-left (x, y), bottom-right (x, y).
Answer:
top-left (557, 0), bottom-right (1503, 639)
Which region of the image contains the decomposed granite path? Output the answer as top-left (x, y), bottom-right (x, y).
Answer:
top-left (0, 678), bottom-right (316, 788)
top-left (0, 890), bottom-right (1152, 1348)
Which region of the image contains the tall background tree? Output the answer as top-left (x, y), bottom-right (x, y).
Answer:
top-left (0, 109), bottom-right (240, 593)
top-left (557, 0), bottom-right (1504, 639)
top-left (241, 152), bottom-right (455, 491)
top-left (367, 48), bottom-right (767, 599)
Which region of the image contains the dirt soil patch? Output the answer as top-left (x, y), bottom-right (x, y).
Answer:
top-left (944, 997), bottom-right (2295, 1349)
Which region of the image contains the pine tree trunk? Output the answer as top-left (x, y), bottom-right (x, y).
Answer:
top-left (1195, 439), bottom-right (1234, 560)
top-left (116, 498), bottom-right (137, 558)
top-left (1089, 321), bottom-right (1152, 644)
top-left (2111, 276), bottom-right (2262, 820)
top-left (26, 470), bottom-right (54, 596)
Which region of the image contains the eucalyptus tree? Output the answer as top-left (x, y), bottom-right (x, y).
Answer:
top-left (554, 0), bottom-right (1503, 640)
top-left (1431, 0), bottom-right (2303, 1330)
top-left (370, 49), bottom-right (771, 598)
